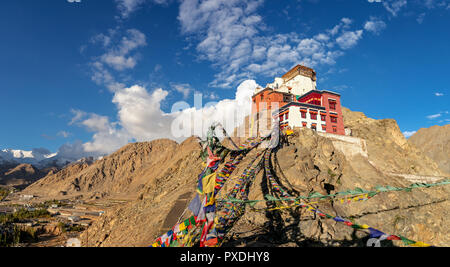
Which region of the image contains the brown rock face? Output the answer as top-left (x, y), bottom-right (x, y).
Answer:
top-left (23, 137), bottom-right (202, 201)
top-left (342, 108), bottom-right (445, 177)
top-left (408, 125), bottom-right (450, 175)
top-left (0, 163), bottom-right (49, 188)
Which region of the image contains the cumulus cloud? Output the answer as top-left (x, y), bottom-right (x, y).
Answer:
top-left (336, 30), bottom-right (363, 50)
top-left (89, 28), bottom-right (147, 92)
top-left (178, 1), bottom-right (369, 88)
top-left (115, 0), bottom-right (171, 18)
top-left (383, 0), bottom-right (407, 17)
top-left (171, 83), bottom-right (193, 99)
top-left (364, 17), bottom-right (387, 35)
top-left (65, 80), bottom-right (258, 156)
top-left (69, 109), bottom-right (87, 125)
top-left (57, 131), bottom-right (71, 138)
top-left (116, 0), bottom-right (146, 18)
top-left (97, 29), bottom-right (147, 71)
top-left (57, 140), bottom-right (93, 161)
top-left (402, 131), bottom-right (416, 138)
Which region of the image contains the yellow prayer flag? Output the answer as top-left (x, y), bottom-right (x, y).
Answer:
top-left (202, 173), bottom-right (217, 195)
top-left (410, 241), bottom-right (431, 247)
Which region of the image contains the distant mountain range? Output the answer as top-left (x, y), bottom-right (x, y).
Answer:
top-left (0, 148), bottom-right (72, 169)
top-left (0, 153), bottom-right (100, 189)
top-left (0, 148), bottom-right (95, 188)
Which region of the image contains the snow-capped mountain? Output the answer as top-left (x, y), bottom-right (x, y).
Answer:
top-left (0, 148), bottom-right (72, 168)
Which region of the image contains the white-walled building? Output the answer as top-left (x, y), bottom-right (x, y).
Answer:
top-left (265, 65), bottom-right (317, 96)
top-left (278, 102), bottom-right (328, 133)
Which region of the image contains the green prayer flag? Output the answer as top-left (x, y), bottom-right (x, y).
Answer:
top-left (385, 185), bottom-right (400, 191)
top-left (354, 188), bottom-right (368, 194)
top-left (336, 190), bottom-right (353, 196)
top-left (400, 236), bottom-right (416, 246)
top-left (170, 240), bottom-right (179, 247)
top-left (375, 186), bottom-right (388, 192)
top-left (308, 192), bottom-right (324, 199)
top-left (265, 195), bottom-right (279, 201)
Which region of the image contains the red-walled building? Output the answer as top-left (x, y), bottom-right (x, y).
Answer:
top-left (252, 65), bottom-right (345, 135)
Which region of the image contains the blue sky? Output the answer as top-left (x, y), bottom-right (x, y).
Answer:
top-left (0, 0), bottom-right (449, 157)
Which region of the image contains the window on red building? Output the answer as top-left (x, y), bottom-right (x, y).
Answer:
top-left (331, 116), bottom-right (338, 123)
top-left (329, 100), bottom-right (337, 110)
top-left (322, 125), bottom-right (327, 131)
top-left (333, 126), bottom-right (337, 133)
top-left (321, 115), bottom-right (326, 121)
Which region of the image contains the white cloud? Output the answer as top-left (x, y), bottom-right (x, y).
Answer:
top-left (427, 113), bottom-right (442, 119)
top-left (178, 1), bottom-right (368, 88)
top-left (364, 17), bottom-right (387, 35)
top-left (336, 30), bottom-right (363, 50)
top-left (383, 0), bottom-right (407, 17)
top-left (89, 28), bottom-right (147, 92)
top-left (57, 141), bottom-right (90, 161)
top-left (67, 0), bottom-right (81, 3)
top-left (66, 80), bottom-right (258, 156)
top-left (115, 0), bottom-right (146, 18)
top-left (57, 131), bottom-right (71, 138)
top-left (403, 131), bottom-right (416, 138)
top-left (69, 109), bottom-right (87, 125)
top-left (171, 83), bottom-right (193, 99)
top-left (98, 29), bottom-right (147, 71)
top-left (417, 13), bottom-right (426, 24)
top-left (435, 92), bottom-right (444, 96)
top-left (81, 114), bottom-right (112, 133)
top-left (426, 110), bottom-right (449, 120)
top-left (115, 0), bottom-right (171, 18)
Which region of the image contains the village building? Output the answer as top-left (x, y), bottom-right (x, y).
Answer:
top-left (252, 65), bottom-right (345, 135)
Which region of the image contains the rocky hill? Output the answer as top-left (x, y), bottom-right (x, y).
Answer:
top-left (75, 108), bottom-right (449, 247)
top-left (23, 137), bottom-right (203, 201)
top-left (341, 108), bottom-right (446, 177)
top-left (408, 125), bottom-right (450, 175)
top-left (0, 163), bottom-right (54, 188)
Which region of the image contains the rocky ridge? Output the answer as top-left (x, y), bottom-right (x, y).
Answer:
top-left (408, 125), bottom-right (450, 175)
